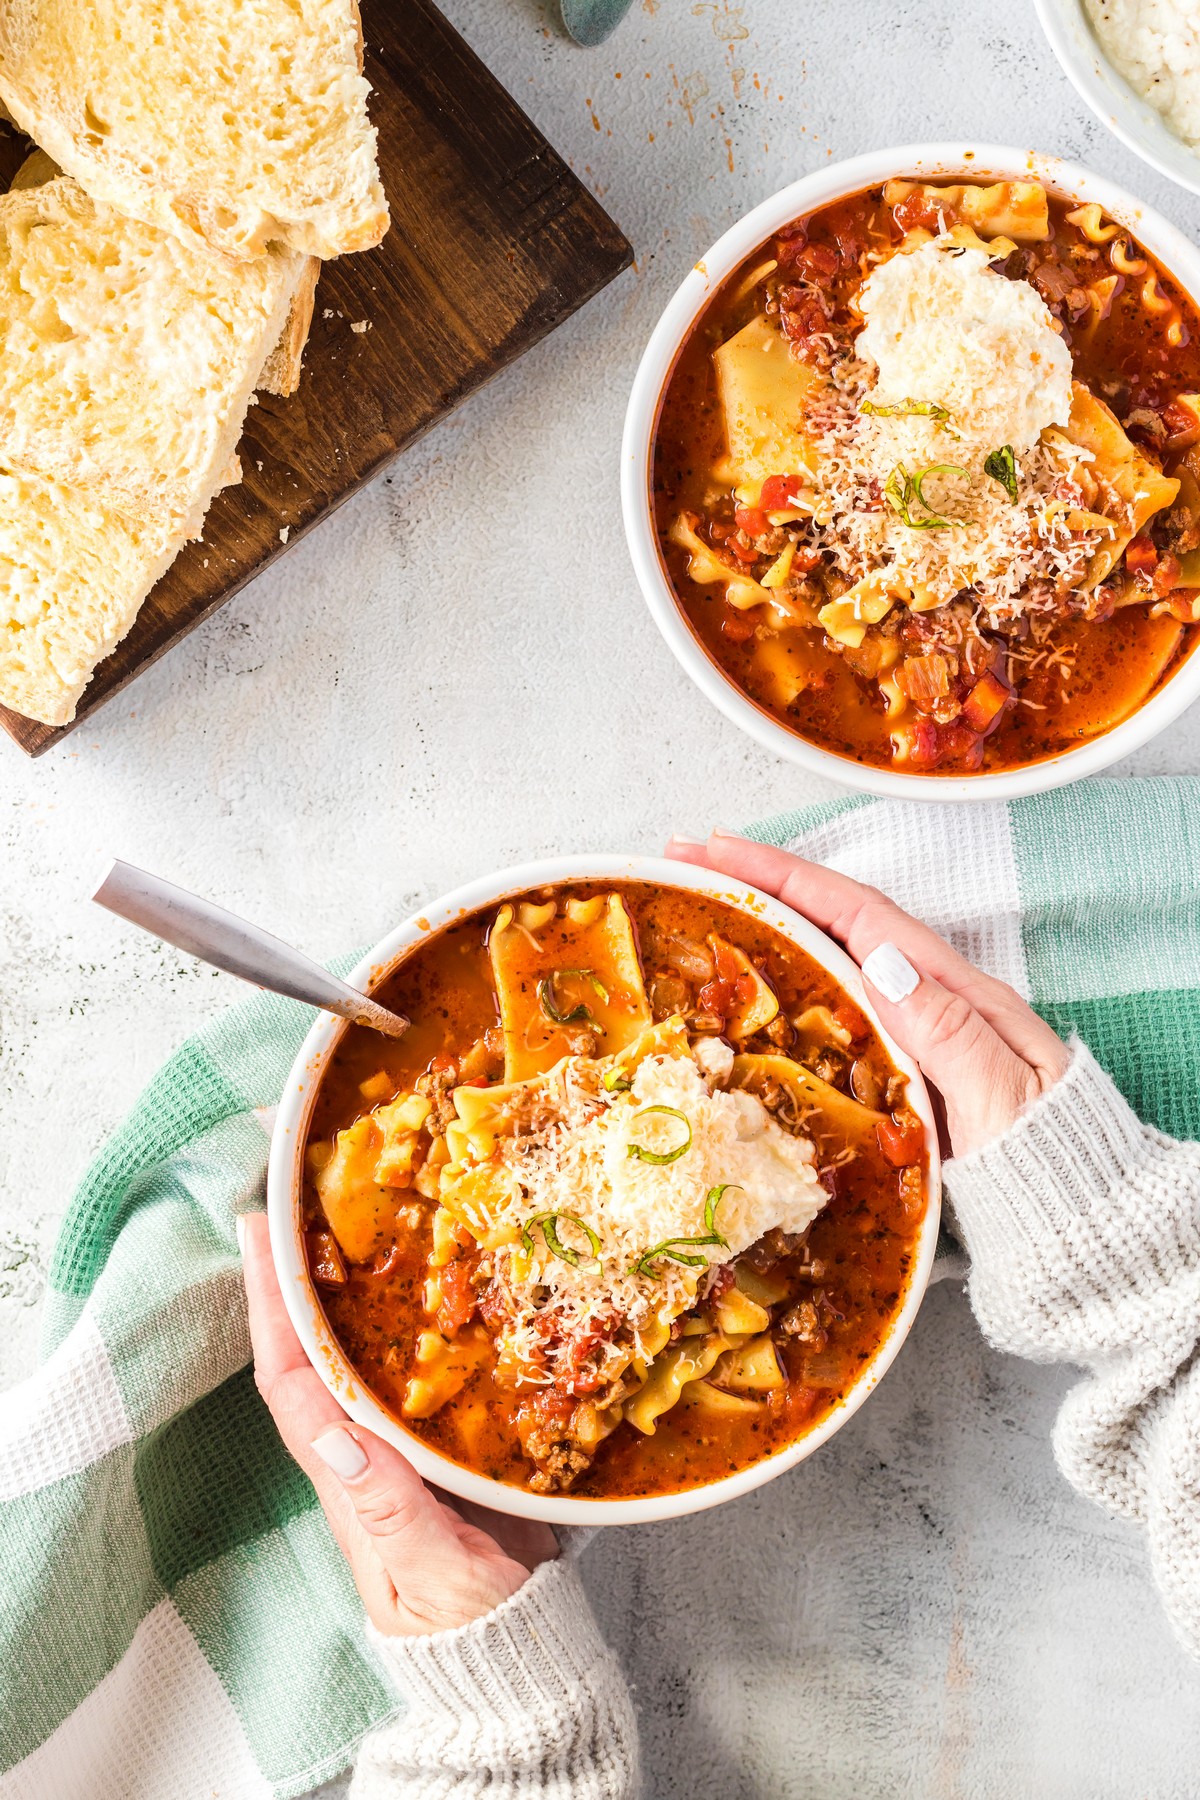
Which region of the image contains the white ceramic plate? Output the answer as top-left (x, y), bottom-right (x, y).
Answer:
top-left (621, 142), bottom-right (1200, 801)
top-left (266, 854), bottom-right (942, 1526)
top-left (1035, 0), bottom-right (1200, 199)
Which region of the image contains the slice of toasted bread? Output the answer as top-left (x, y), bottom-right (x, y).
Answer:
top-left (9, 150), bottom-right (319, 397)
top-left (0, 176), bottom-right (314, 725)
top-left (0, 175), bottom-right (306, 525)
top-left (0, 468), bottom-right (182, 727)
top-left (0, 0), bottom-right (388, 261)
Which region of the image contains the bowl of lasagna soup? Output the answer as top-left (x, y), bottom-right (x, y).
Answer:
top-left (267, 857), bottom-right (941, 1524)
top-left (623, 144), bottom-right (1200, 797)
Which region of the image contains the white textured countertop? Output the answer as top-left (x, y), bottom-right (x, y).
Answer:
top-left (4, 1), bottom-right (1200, 1793)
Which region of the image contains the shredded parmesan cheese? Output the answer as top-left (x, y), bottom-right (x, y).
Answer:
top-left (457, 1051), bottom-right (827, 1389)
top-left (806, 382), bottom-right (1105, 614)
top-left (791, 238), bottom-right (1116, 618)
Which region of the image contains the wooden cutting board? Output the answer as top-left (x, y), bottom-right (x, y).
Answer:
top-left (1, 0), bottom-right (632, 756)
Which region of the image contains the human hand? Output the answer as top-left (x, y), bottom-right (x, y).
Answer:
top-left (240, 1212), bottom-right (556, 1636)
top-left (666, 830), bottom-right (1070, 1159)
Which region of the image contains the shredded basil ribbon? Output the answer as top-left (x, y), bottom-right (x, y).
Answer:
top-left (984, 444), bottom-right (1019, 504)
top-left (630, 1184), bottom-right (740, 1278)
top-left (860, 397), bottom-right (951, 424)
top-left (520, 1210), bottom-right (603, 1271)
top-left (538, 968), bottom-right (608, 1026)
top-left (626, 1105), bottom-right (693, 1165)
top-left (884, 461), bottom-right (967, 530)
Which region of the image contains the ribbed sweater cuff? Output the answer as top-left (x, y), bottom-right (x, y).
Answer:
top-left (366, 1558), bottom-right (610, 1728)
top-left (946, 1040), bottom-right (1145, 1263)
top-left (944, 1040), bottom-right (1200, 1348)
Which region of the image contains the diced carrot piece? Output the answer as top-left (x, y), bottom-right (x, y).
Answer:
top-left (877, 1112), bottom-right (924, 1167)
top-left (960, 669), bottom-right (1011, 733)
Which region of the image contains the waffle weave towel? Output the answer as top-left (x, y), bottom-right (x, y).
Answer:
top-left (2, 778), bottom-right (1198, 1798)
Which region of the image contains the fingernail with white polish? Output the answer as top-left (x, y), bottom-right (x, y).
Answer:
top-left (862, 942), bottom-right (920, 1004)
top-left (234, 1215), bottom-right (246, 1255)
top-left (312, 1428), bottom-right (369, 1482)
top-left (667, 833), bottom-right (707, 848)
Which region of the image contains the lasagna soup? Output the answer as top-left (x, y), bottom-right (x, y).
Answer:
top-left (302, 884), bottom-right (928, 1498)
top-left (654, 178), bottom-right (1200, 772)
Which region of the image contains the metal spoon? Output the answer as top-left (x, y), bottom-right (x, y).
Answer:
top-left (92, 859), bottom-right (409, 1038)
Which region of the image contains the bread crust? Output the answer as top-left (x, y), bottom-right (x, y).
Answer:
top-left (258, 256), bottom-right (321, 397)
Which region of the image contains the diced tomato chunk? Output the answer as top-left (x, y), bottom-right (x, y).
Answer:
top-left (760, 474), bottom-right (807, 511)
top-left (833, 1000), bottom-right (869, 1044)
top-left (891, 192), bottom-right (942, 234)
top-left (721, 609), bottom-right (757, 644)
top-left (711, 937), bottom-right (743, 982)
top-left (904, 719), bottom-right (986, 771)
top-left (734, 503), bottom-right (770, 536)
top-left (1162, 400), bottom-right (1200, 446)
top-left (726, 536), bottom-right (760, 566)
top-left (773, 224), bottom-right (809, 267)
top-left (790, 241), bottom-right (839, 280)
top-left (435, 1257), bottom-right (476, 1337)
top-left (1125, 534), bottom-right (1158, 577)
top-left (698, 976), bottom-right (737, 1020)
top-left (877, 1112), bottom-right (924, 1167)
top-left (960, 669), bottom-right (1011, 734)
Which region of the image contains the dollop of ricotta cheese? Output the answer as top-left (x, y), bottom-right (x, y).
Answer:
top-left (855, 239), bottom-right (1073, 452)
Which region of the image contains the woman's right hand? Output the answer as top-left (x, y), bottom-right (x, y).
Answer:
top-left (240, 1212), bottom-right (557, 1637)
top-left (666, 830), bottom-right (1071, 1159)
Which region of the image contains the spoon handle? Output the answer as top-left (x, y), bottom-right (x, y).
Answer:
top-left (92, 859), bottom-right (409, 1038)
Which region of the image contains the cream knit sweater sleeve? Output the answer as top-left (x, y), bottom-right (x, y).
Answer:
top-left (946, 1040), bottom-right (1200, 1660)
top-left (348, 1557), bottom-right (639, 1798)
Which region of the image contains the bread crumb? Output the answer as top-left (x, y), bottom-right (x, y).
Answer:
top-left (279, 526), bottom-right (290, 544)
top-left (322, 308), bottom-right (334, 318)
top-left (350, 319), bottom-right (370, 333)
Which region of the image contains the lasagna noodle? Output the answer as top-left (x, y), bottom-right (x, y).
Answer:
top-left (713, 314), bottom-right (821, 491)
top-left (1063, 382), bottom-right (1180, 586)
top-left (882, 179), bottom-right (1050, 241)
top-left (490, 892), bottom-right (652, 1081)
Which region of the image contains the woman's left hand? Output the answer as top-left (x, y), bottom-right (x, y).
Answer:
top-left (240, 1212), bottom-right (556, 1637)
top-left (666, 829), bottom-right (1070, 1159)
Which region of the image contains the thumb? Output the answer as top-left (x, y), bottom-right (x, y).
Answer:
top-left (861, 942), bottom-right (1041, 1156)
top-left (310, 1424), bottom-right (525, 1633)
top-left (311, 1423), bottom-right (443, 1558)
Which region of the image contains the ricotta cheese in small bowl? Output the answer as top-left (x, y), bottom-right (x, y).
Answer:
top-left (1035, 0), bottom-right (1200, 196)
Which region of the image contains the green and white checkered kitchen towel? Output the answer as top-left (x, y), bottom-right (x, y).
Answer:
top-left (3, 777), bottom-right (1199, 1799)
